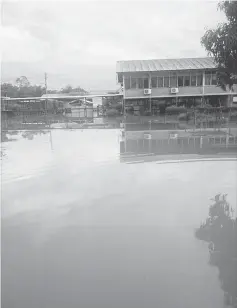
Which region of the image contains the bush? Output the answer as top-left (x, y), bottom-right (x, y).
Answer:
top-left (178, 113), bottom-right (190, 121)
top-left (166, 106), bottom-right (187, 115)
top-left (106, 108), bottom-right (120, 117)
top-left (113, 102), bottom-right (123, 112)
top-left (158, 103), bottom-right (166, 115)
top-left (230, 106), bottom-right (237, 111)
top-left (144, 111), bottom-right (152, 116)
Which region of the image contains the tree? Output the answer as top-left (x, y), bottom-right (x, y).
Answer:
top-left (60, 85), bottom-right (88, 95)
top-left (61, 85), bottom-right (73, 93)
top-left (1, 81), bottom-right (45, 98)
top-left (1, 79), bottom-right (88, 98)
top-left (1, 83), bottom-right (18, 97)
top-left (106, 108), bottom-right (120, 117)
top-left (201, 1), bottom-right (237, 90)
top-left (73, 86), bottom-right (88, 95)
top-left (16, 76), bottom-right (30, 88)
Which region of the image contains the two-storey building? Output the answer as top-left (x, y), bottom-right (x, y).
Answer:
top-left (116, 57), bottom-right (237, 115)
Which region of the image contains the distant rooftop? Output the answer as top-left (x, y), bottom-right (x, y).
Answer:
top-left (116, 57), bottom-right (216, 73)
top-left (41, 92), bottom-right (87, 98)
top-left (41, 94), bottom-right (64, 98)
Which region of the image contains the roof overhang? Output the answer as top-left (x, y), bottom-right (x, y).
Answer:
top-left (123, 93), bottom-right (236, 100)
top-left (2, 93), bottom-right (123, 102)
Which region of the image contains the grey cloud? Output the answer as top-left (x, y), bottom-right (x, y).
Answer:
top-left (2, 1), bottom-right (225, 89)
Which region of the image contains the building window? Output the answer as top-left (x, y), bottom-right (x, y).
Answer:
top-left (138, 78), bottom-right (143, 89)
top-left (164, 76), bottom-right (169, 87)
top-left (184, 75), bottom-right (190, 86)
top-left (205, 73), bottom-right (212, 85)
top-left (191, 75), bottom-right (197, 86)
top-left (158, 77), bottom-right (164, 87)
top-left (131, 78), bottom-right (137, 89)
top-left (211, 73), bottom-right (217, 85)
top-left (151, 77), bottom-right (157, 88)
top-left (125, 77), bottom-right (130, 89)
top-left (170, 76), bottom-right (177, 87)
top-left (143, 78), bottom-right (149, 88)
top-left (197, 74), bottom-right (203, 86)
top-left (178, 76), bottom-right (184, 87)
top-left (137, 78), bottom-right (149, 89)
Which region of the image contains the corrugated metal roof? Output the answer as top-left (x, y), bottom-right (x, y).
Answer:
top-left (41, 94), bottom-right (65, 98)
top-left (116, 57), bottom-right (216, 73)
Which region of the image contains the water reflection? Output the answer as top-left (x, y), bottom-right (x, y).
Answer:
top-left (195, 195), bottom-right (237, 307)
top-left (1, 129), bottom-right (237, 308)
top-left (21, 130), bottom-right (48, 140)
top-left (120, 127), bottom-right (237, 160)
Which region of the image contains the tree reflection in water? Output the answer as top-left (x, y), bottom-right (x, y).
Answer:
top-left (21, 130), bottom-right (48, 140)
top-left (195, 195), bottom-right (237, 307)
top-left (1, 130), bottom-right (48, 142)
top-left (1, 130), bottom-right (49, 157)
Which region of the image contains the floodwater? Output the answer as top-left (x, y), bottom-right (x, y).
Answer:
top-left (1, 129), bottom-right (237, 308)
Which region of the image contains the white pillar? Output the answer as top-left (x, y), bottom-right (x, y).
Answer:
top-left (226, 134), bottom-right (229, 148)
top-left (149, 73), bottom-right (152, 112)
top-left (202, 71), bottom-right (205, 105)
top-left (123, 74), bottom-right (126, 117)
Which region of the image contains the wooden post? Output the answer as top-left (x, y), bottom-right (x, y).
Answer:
top-left (123, 75), bottom-right (126, 118)
top-left (200, 136), bottom-right (203, 149)
top-left (226, 133), bottom-right (229, 148)
top-left (149, 73), bottom-right (152, 113)
top-left (44, 73), bottom-right (48, 125)
top-left (202, 70), bottom-right (205, 97)
top-left (193, 107), bottom-right (196, 131)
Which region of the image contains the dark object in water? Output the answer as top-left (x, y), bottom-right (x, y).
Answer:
top-left (195, 194), bottom-right (237, 308)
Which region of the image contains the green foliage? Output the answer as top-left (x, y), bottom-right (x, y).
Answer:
top-left (16, 76), bottom-right (30, 88)
top-left (158, 103), bottom-right (166, 115)
top-left (60, 85), bottom-right (88, 95)
top-left (201, 1), bottom-right (237, 90)
top-left (102, 96), bottom-right (122, 112)
top-left (1, 79), bottom-right (88, 98)
top-left (144, 110), bottom-right (152, 116)
top-left (114, 102), bottom-right (122, 112)
top-left (106, 108), bottom-right (120, 117)
top-left (1, 82), bottom-right (45, 98)
top-left (166, 106), bottom-right (187, 115)
top-left (60, 85), bottom-right (73, 93)
top-left (178, 113), bottom-right (190, 121)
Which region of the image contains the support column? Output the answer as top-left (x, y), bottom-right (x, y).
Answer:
top-left (200, 136), bottom-right (203, 149)
top-left (149, 73), bottom-right (152, 113)
top-left (202, 71), bottom-right (205, 106)
top-left (122, 74), bottom-right (126, 118)
top-left (226, 133), bottom-right (229, 148)
top-left (83, 97), bottom-right (85, 119)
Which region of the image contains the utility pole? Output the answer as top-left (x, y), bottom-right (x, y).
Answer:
top-left (44, 73), bottom-right (48, 95)
top-left (44, 72), bottom-right (48, 125)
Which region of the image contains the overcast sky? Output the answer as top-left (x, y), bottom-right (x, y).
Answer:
top-left (1, 0), bottom-right (226, 91)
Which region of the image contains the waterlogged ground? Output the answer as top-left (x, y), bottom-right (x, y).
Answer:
top-left (1, 130), bottom-right (237, 308)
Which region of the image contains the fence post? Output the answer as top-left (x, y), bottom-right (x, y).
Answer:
top-left (200, 136), bottom-right (203, 149)
top-left (226, 134), bottom-right (229, 148)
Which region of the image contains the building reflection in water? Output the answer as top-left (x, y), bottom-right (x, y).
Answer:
top-left (120, 124), bottom-right (237, 159)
